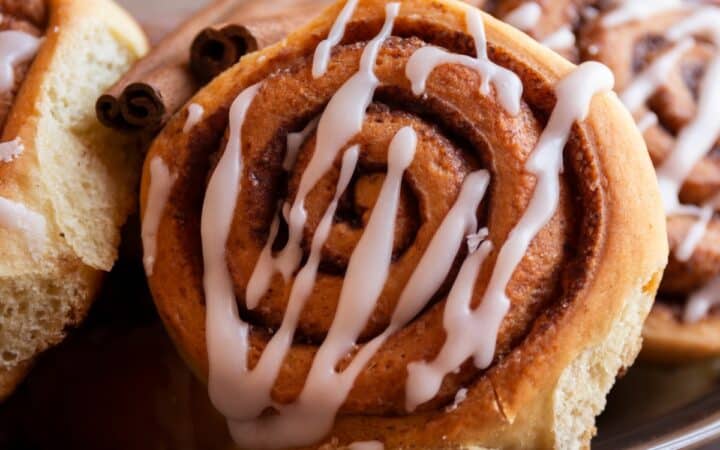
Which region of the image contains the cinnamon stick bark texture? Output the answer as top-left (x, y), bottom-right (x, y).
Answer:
top-left (96, 0), bottom-right (239, 132)
top-left (96, 0), bottom-right (328, 133)
top-left (190, 9), bottom-right (319, 83)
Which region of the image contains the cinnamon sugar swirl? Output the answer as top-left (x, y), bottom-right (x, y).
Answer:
top-left (142, 0), bottom-right (666, 447)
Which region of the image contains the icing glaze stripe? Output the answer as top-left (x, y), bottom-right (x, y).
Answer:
top-left (142, 157), bottom-right (177, 276)
top-left (406, 61), bottom-right (614, 410)
top-left (406, 236), bottom-right (494, 411)
top-left (676, 205), bottom-right (713, 262)
top-left (313, 0), bottom-right (360, 78)
top-left (275, 1), bottom-right (400, 281)
top-left (183, 103), bottom-right (204, 133)
top-left (0, 196), bottom-right (46, 258)
top-left (0, 138), bottom-right (23, 163)
top-left (685, 276), bottom-right (720, 323)
top-left (199, 1), bottom-right (621, 446)
top-left (284, 117), bottom-right (320, 170)
top-left (465, 6), bottom-right (488, 60)
top-left (201, 82), bottom-right (262, 417)
top-left (229, 145), bottom-right (359, 421)
top-left (229, 120), bottom-right (414, 449)
top-left (504, 2), bottom-right (541, 31)
top-left (0, 30), bottom-right (41, 92)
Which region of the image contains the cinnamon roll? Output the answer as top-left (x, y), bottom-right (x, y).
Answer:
top-left (0, 0), bottom-right (147, 399)
top-left (142, 0), bottom-right (667, 447)
top-left (577, 0), bottom-right (720, 362)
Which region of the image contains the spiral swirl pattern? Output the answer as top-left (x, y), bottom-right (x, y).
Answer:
top-left (142, 0), bottom-right (666, 447)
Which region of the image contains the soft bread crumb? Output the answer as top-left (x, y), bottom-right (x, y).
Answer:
top-left (0, 0), bottom-right (147, 399)
top-left (552, 273), bottom-right (657, 450)
top-left (37, 14), bottom-right (143, 271)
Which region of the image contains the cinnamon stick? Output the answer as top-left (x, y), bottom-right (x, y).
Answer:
top-left (97, 0), bottom-right (326, 133)
top-left (190, 8), bottom-right (318, 83)
top-left (96, 0), bottom-right (242, 132)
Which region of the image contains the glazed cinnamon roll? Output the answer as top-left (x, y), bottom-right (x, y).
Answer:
top-left (142, 0), bottom-right (666, 447)
top-left (0, 0), bottom-right (146, 399)
top-left (577, 0), bottom-right (720, 362)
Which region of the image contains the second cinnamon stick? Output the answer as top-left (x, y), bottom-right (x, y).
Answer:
top-left (190, 9), bottom-right (317, 83)
top-left (97, 0), bottom-right (322, 134)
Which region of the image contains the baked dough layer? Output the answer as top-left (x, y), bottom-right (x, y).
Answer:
top-left (0, 0), bottom-right (147, 399)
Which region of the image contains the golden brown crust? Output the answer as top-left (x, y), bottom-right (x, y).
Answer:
top-left (0, 360), bottom-right (31, 400)
top-left (143, 0), bottom-right (667, 447)
top-left (0, 0), bottom-right (147, 400)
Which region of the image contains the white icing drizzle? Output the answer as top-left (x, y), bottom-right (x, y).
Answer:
top-left (202, 1), bottom-right (619, 445)
top-left (503, 2), bottom-right (541, 31)
top-left (405, 45), bottom-right (522, 115)
top-left (273, 2), bottom-right (400, 284)
top-left (602, 0), bottom-right (685, 28)
top-left (465, 6), bottom-right (488, 60)
top-left (284, 117), bottom-right (320, 170)
top-left (406, 8), bottom-right (522, 115)
top-left (348, 441), bottom-right (384, 450)
top-left (204, 8), bottom-right (406, 448)
top-left (620, 38), bottom-right (694, 113)
top-left (183, 103), bottom-right (204, 133)
top-left (466, 227), bottom-right (489, 253)
top-left (0, 30), bottom-right (40, 92)
top-left (228, 123), bottom-right (415, 449)
top-left (244, 204), bottom-right (281, 310)
top-left (446, 387), bottom-right (469, 412)
top-left (685, 276), bottom-right (720, 323)
top-left (636, 111), bottom-right (658, 133)
top-left (142, 157), bottom-right (176, 276)
top-left (313, 0), bottom-right (360, 78)
top-left (542, 27), bottom-right (576, 51)
top-left (246, 116), bottom-right (322, 306)
top-left (201, 81), bottom-right (262, 419)
top-left (225, 149), bottom-right (489, 447)
top-left (233, 167), bottom-right (488, 447)
top-left (0, 196), bottom-right (46, 258)
top-left (233, 145), bottom-right (359, 418)
top-left (0, 137), bottom-right (23, 162)
top-left (405, 61), bottom-right (615, 411)
top-left (385, 170), bottom-right (490, 328)
top-left (405, 236), bottom-right (494, 411)
top-left (675, 203), bottom-right (712, 262)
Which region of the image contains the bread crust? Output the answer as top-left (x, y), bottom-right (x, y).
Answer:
top-left (0, 0), bottom-right (147, 400)
top-left (143, 0), bottom-right (668, 447)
